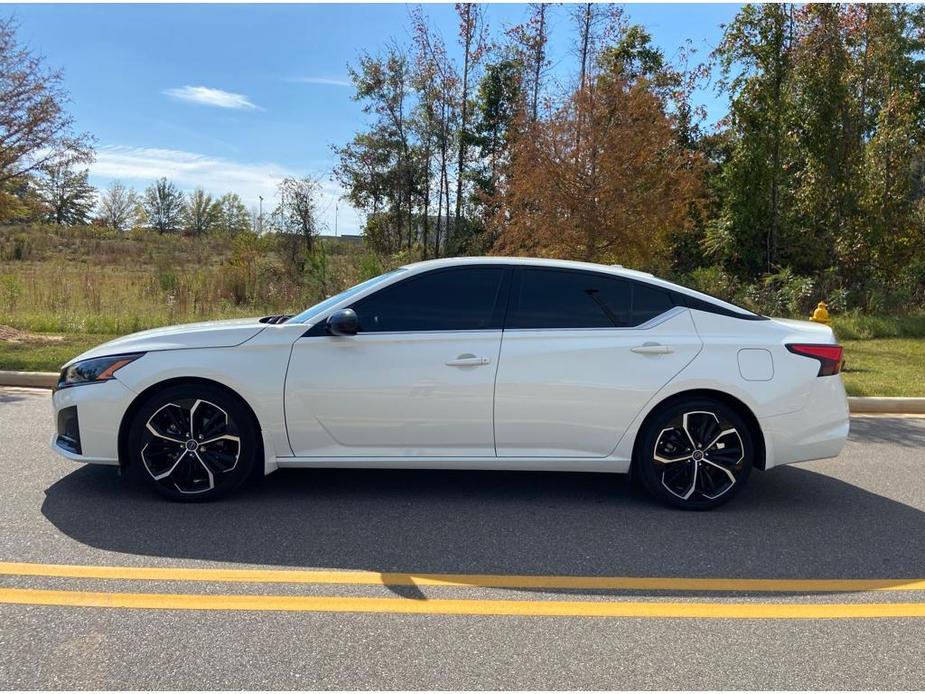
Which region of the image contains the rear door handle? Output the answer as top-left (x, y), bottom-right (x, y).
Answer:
top-left (631, 343), bottom-right (673, 355)
top-left (446, 354), bottom-right (490, 367)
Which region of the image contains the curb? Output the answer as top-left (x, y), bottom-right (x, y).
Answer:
top-left (0, 371), bottom-right (58, 389)
top-left (1, 371), bottom-right (924, 414)
top-left (847, 396), bottom-right (925, 414)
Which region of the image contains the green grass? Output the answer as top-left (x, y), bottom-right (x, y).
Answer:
top-left (831, 312), bottom-right (925, 340)
top-left (0, 333), bottom-right (113, 372)
top-left (840, 338), bottom-right (925, 397)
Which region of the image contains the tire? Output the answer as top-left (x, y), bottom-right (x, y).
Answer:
top-left (635, 397), bottom-right (754, 510)
top-left (126, 383), bottom-right (258, 501)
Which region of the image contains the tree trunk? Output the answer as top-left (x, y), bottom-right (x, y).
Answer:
top-left (531, 4), bottom-right (547, 122)
top-left (455, 4), bottom-right (473, 248)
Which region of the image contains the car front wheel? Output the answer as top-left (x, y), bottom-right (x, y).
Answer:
top-left (636, 398), bottom-right (754, 510)
top-left (127, 383), bottom-right (258, 501)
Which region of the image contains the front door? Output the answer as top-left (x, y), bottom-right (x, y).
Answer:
top-left (284, 266), bottom-right (510, 457)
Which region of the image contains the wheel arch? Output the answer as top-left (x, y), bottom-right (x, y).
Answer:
top-left (117, 376), bottom-right (265, 470)
top-left (631, 388), bottom-right (767, 472)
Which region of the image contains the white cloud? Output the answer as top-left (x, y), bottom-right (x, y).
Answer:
top-left (90, 145), bottom-right (363, 235)
top-left (287, 77), bottom-right (352, 87)
top-left (163, 85), bottom-right (262, 110)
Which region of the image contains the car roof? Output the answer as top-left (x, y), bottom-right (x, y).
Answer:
top-left (400, 256), bottom-right (758, 318)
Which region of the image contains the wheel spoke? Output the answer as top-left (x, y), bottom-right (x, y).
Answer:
top-left (143, 445), bottom-right (185, 481)
top-left (698, 458), bottom-right (737, 499)
top-left (197, 445), bottom-right (238, 474)
top-left (661, 459), bottom-right (697, 500)
top-left (704, 428), bottom-right (737, 453)
top-left (199, 434), bottom-right (240, 446)
top-left (169, 453), bottom-right (213, 494)
top-left (145, 421), bottom-right (185, 444)
top-left (164, 404), bottom-right (191, 438)
top-left (654, 426), bottom-right (694, 463)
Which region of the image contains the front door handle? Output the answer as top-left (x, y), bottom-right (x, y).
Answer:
top-left (631, 343), bottom-right (673, 355)
top-left (446, 354), bottom-right (490, 367)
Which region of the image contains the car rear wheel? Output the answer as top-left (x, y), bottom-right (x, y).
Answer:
top-left (635, 398), bottom-right (754, 510)
top-left (127, 383), bottom-right (258, 501)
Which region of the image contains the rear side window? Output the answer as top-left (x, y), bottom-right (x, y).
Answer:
top-left (631, 282), bottom-right (675, 325)
top-left (507, 269), bottom-right (673, 329)
top-left (351, 267), bottom-right (507, 332)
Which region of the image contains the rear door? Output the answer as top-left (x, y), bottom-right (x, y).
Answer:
top-left (493, 267), bottom-right (702, 458)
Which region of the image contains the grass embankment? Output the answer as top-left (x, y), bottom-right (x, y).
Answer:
top-left (0, 225), bottom-right (923, 395)
top-left (0, 331), bottom-right (112, 372)
top-left (830, 314), bottom-right (925, 396)
top-left (0, 224), bottom-right (369, 372)
top-left (839, 340), bottom-right (925, 397)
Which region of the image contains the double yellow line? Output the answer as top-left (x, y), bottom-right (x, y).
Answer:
top-left (2, 561), bottom-right (924, 619)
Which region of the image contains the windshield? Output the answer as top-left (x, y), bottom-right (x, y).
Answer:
top-left (287, 269), bottom-right (406, 324)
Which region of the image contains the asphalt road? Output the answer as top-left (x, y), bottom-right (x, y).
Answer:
top-left (1, 386), bottom-right (924, 690)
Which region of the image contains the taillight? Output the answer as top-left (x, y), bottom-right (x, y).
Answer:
top-left (786, 343), bottom-right (844, 376)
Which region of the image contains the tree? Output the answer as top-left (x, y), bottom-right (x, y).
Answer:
top-left (214, 192), bottom-right (251, 235)
top-left (493, 70), bottom-right (703, 268)
top-left (184, 187), bottom-right (217, 235)
top-left (0, 19), bottom-right (93, 188)
top-left (143, 178), bottom-right (185, 234)
top-left (275, 176), bottom-right (323, 252)
top-left (469, 58), bottom-right (522, 250)
top-left (711, 4), bottom-right (797, 277)
top-left (709, 2), bottom-right (925, 302)
top-left (411, 6), bottom-right (460, 257)
top-left (97, 181), bottom-right (141, 232)
top-left (0, 174), bottom-right (42, 223)
top-left (453, 3), bottom-right (486, 241)
top-left (506, 4), bottom-right (549, 122)
top-left (34, 162), bottom-right (96, 225)
top-left (335, 47), bottom-right (423, 255)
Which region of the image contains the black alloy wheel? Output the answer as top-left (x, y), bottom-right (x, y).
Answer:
top-left (636, 398), bottom-right (754, 510)
top-left (127, 384), bottom-right (258, 501)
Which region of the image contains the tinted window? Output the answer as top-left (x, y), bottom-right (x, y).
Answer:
top-left (631, 282), bottom-right (675, 325)
top-left (507, 269), bottom-right (673, 329)
top-left (351, 267), bottom-right (506, 332)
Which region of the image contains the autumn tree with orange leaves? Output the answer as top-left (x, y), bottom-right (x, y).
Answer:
top-left (492, 69), bottom-right (703, 270)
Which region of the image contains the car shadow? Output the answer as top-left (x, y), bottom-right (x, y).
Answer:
top-left (0, 390), bottom-right (32, 405)
top-left (848, 416), bottom-right (925, 449)
top-left (41, 461), bottom-right (925, 598)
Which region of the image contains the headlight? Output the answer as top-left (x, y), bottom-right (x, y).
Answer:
top-left (57, 353), bottom-right (144, 390)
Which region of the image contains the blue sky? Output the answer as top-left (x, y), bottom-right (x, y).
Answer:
top-left (8, 3), bottom-right (741, 235)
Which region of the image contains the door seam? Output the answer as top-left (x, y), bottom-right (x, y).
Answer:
top-left (491, 330), bottom-right (505, 457)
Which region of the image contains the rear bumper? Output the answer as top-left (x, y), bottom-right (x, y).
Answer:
top-left (762, 376), bottom-right (850, 469)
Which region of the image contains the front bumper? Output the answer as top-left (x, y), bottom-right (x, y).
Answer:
top-left (49, 378), bottom-right (136, 465)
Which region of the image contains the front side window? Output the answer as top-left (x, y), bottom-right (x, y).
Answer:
top-left (507, 268), bottom-right (674, 329)
top-left (351, 266), bottom-right (507, 332)
top-left (289, 269), bottom-right (406, 324)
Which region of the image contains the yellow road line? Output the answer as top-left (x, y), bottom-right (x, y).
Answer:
top-left (1, 587), bottom-right (923, 619)
top-left (1, 561), bottom-right (924, 593)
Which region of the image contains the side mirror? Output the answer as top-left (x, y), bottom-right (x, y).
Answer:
top-left (326, 308), bottom-right (358, 336)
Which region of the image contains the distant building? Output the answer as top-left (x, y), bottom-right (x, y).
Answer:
top-left (319, 233), bottom-right (364, 244)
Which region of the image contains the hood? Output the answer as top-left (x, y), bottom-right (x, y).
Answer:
top-left (65, 317), bottom-right (268, 366)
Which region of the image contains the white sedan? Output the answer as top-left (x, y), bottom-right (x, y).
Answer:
top-left (50, 257), bottom-right (849, 510)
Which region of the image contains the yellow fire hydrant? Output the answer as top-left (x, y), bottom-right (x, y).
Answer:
top-left (809, 301), bottom-right (831, 325)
